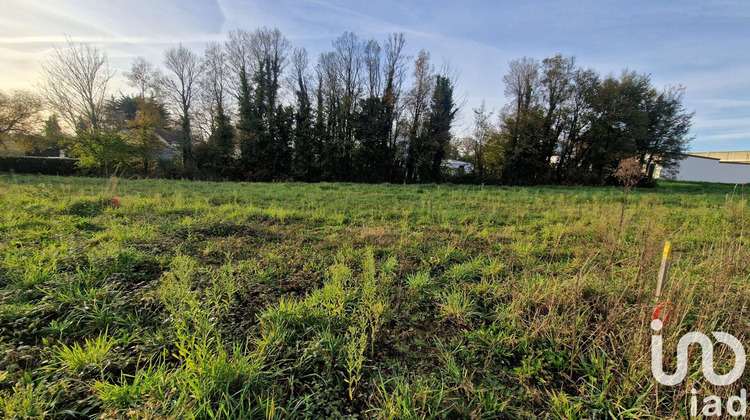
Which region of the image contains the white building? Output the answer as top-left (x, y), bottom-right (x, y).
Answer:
top-left (661, 151), bottom-right (750, 184)
top-left (441, 159), bottom-right (473, 174)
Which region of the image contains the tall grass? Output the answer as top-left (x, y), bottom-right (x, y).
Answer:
top-left (0, 174), bottom-right (746, 418)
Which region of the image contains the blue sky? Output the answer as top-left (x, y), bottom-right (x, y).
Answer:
top-left (1, 0), bottom-right (748, 151)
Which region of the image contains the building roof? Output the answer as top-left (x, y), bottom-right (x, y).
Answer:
top-left (688, 151), bottom-right (750, 164)
top-left (443, 159), bottom-right (472, 166)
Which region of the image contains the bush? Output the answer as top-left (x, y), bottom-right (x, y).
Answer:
top-left (72, 130), bottom-right (138, 176)
top-left (0, 156), bottom-right (79, 175)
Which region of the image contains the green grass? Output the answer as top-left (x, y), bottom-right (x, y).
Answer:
top-left (54, 333), bottom-right (117, 377)
top-left (0, 173), bottom-right (747, 418)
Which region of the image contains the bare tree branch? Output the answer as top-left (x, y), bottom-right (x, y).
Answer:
top-left (38, 37), bottom-right (114, 132)
top-left (0, 89), bottom-right (44, 149)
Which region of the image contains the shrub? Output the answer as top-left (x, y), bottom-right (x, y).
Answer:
top-left (0, 156), bottom-right (78, 175)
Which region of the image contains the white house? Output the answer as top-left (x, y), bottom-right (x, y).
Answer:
top-left (441, 159), bottom-right (473, 174)
top-left (661, 151), bottom-right (750, 184)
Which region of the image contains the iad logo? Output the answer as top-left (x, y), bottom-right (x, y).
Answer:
top-left (651, 317), bottom-right (746, 386)
top-left (650, 305), bottom-right (747, 417)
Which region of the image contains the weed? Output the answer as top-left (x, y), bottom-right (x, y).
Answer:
top-left (54, 333), bottom-right (117, 377)
top-left (344, 318), bottom-right (369, 400)
top-left (438, 288), bottom-right (476, 324)
top-left (407, 271), bottom-right (433, 294)
top-left (0, 381), bottom-right (55, 419)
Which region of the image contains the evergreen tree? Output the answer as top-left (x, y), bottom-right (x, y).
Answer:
top-left (250, 59), bottom-right (272, 179)
top-left (272, 105), bottom-right (294, 178)
top-left (639, 85), bottom-right (693, 179)
top-left (579, 72), bottom-right (650, 184)
top-left (419, 75), bottom-right (457, 182)
top-left (354, 96), bottom-right (391, 182)
top-left (204, 102), bottom-right (235, 178)
top-left (236, 69), bottom-right (257, 177)
top-left (292, 71), bottom-right (318, 180)
top-left (315, 73), bottom-right (337, 181)
top-left (127, 97), bottom-right (169, 174)
top-left (38, 115), bottom-right (70, 154)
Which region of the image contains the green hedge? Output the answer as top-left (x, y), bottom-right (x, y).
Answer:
top-left (0, 156), bottom-right (79, 175)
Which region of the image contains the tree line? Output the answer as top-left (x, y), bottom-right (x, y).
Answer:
top-left (0, 29), bottom-right (692, 185)
top-left (467, 56), bottom-right (693, 185)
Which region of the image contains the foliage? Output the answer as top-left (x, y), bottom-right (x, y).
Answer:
top-left (291, 49), bottom-right (320, 181)
top-left (613, 157), bottom-right (645, 190)
top-left (127, 97), bottom-right (170, 173)
top-left (54, 334), bottom-right (117, 377)
top-left (0, 156), bottom-right (78, 175)
top-left (197, 102), bottom-right (235, 179)
top-left (70, 130), bottom-right (138, 175)
top-left (416, 75), bottom-right (457, 183)
top-left (494, 55), bottom-right (693, 186)
top-left (27, 29), bottom-right (696, 186)
top-left (0, 89), bottom-right (44, 151)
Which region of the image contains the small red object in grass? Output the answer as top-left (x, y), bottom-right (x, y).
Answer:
top-left (112, 198), bottom-right (120, 206)
top-left (652, 302), bottom-right (675, 327)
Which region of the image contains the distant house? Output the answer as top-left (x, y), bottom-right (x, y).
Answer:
top-left (2, 135), bottom-right (67, 158)
top-left (26, 147), bottom-right (66, 158)
top-left (660, 151), bottom-right (750, 184)
top-left (441, 159), bottom-right (473, 174)
top-left (154, 133), bottom-right (180, 161)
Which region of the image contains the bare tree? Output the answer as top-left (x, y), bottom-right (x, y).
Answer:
top-left (363, 39), bottom-right (382, 98)
top-left (316, 51), bottom-right (343, 119)
top-left (406, 51), bottom-right (434, 132)
top-left (198, 42), bottom-right (230, 136)
top-left (404, 50), bottom-right (434, 181)
top-left (333, 32), bottom-right (364, 118)
top-left (201, 43), bottom-right (228, 110)
top-left (293, 48), bottom-right (309, 82)
top-left (614, 157), bottom-right (644, 193)
top-left (225, 29), bottom-right (254, 101)
top-left (0, 89), bottom-right (44, 150)
top-left (288, 48), bottom-right (311, 99)
top-left (382, 33), bottom-right (409, 148)
top-left (539, 55), bottom-right (576, 163)
top-left (162, 44), bottom-right (204, 172)
top-left (317, 51), bottom-right (341, 98)
top-left (383, 33), bottom-right (408, 96)
top-left (38, 37), bottom-right (114, 132)
top-left (610, 157), bottom-right (645, 266)
top-left (504, 56), bottom-right (540, 116)
top-left (471, 100), bottom-right (493, 176)
top-left (124, 57), bottom-right (163, 99)
top-left (498, 56), bottom-right (543, 184)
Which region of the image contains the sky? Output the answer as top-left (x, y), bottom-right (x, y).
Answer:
top-left (1, 0), bottom-right (748, 152)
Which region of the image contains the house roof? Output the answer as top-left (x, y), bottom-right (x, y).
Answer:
top-left (443, 159), bottom-right (472, 166)
top-left (688, 151), bottom-right (750, 164)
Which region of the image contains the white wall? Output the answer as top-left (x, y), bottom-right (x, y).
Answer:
top-left (663, 156), bottom-right (750, 184)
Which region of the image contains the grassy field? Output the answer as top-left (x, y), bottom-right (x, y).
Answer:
top-left (0, 173), bottom-right (747, 419)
